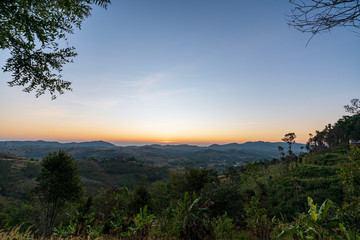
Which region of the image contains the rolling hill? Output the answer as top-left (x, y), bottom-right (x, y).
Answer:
top-left (0, 140), bottom-right (305, 170)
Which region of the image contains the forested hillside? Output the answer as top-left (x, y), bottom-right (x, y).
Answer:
top-left (0, 141), bottom-right (304, 171)
top-left (1, 113), bottom-right (360, 239)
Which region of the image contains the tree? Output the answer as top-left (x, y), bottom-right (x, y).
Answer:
top-left (170, 167), bottom-right (211, 199)
top-left (344, 98), bottom-right (360, 115)
top-left (0, 160), bottom-right (11, 176)
top-left (307, 112), bottom-right (360, 150)
top-left (288, 0), bottom-right (360, 39)
top-left (282, 133), bottom-right (297, 168)
top-left (31, 150), bottom-right (84, 237)
top-left (130, 185), bottom-right (151, 214)
top-left (338, 146), bottom-right (360, 233)
top-left (278, 146), bottom-right (285, 160)
top-left (0, 0), bottom-right (111, 99)
top-left (282, 132), bottom-right (296, 156)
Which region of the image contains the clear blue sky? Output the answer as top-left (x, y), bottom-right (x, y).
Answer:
top-left (1, 0), bottom-right (359, 145)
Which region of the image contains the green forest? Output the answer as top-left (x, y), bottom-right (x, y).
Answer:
top-left (1, 105), bottom-right (360, 239)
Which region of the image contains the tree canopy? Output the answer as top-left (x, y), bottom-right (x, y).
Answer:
top-left (289, 0), bottom-right (360, 37)
top-left (282, 132), bottom-right (296, 153)
top-left (32, 150), bottom-right (83, 236)
top-left (344, 98), bottom-right (360, 115)
top-left (307, 114), bottom-right (360, 150)
top-left (0, 0), bottom-right (111, 99)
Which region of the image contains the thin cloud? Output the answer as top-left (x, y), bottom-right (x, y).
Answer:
top-left (63, 96), bottom-right (120, 110)
top-left (34, 107), bottom-right (72, 118)
top-left (113, 72), bottom-right (169, 89)
top-left (130, 88), bottom-right (195, 101)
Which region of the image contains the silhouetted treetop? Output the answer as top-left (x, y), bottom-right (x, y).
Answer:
top-left (0, 0), bottom-right (111, 99)
top-left (289, 0), bottom-right (360, 36)
top-left (344, 98), bottom-right (360, 115)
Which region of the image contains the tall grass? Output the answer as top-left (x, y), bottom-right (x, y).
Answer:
top-left (0, 226), bottom-right (173, 240)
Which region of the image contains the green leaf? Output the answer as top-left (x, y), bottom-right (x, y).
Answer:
top-left (307, 197), bottom-right (318, 222)
top-left (189, 197), bottom-right (201, 211)
top-left (304, 227), bottom-right (318, 237)
top-left (191, 213), bottom-right (201, 222)
top-left (317, 199), bottom-right (332, 222)
top-left (278, 227), bottom-right (298, 238)
top-left (339, 223), bottom-right (350, 240)
top-left (299, 230), bottom-right (304, 239)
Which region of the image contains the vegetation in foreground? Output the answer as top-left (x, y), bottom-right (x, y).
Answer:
top-left (1, 105), bottom-right (360, 239)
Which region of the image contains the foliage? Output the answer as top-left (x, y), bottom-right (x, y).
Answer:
top-left (278, 197), bottom-right (334, 239)
top-left (288, 0), bottom-right (360, 38)
top-left (33, 150), bottom-right (84, 204)
top-left (22, 162), bottom-right (40, 178)
top-left (339, 146), bottom-right (360, 204)
top-left (0, 160), bottom-right (11, 176)
top-left (212, 212), bottom-right (235, 240)
top-left (282, 132), bottom-right (298, 169)
top-left (344, 99), bottom-right (360, 115)
top-left (339, 223), bottom-right (360, 240)
top-left (2, 132), bottom-right (360, 239)
top-left (266, 166), bottom-right (342, 218)
top-left (203, 182), bottom-right (245, 224)
top-left (78, 157), bottom-right (169, 194)
top-left (174, 192), bottom-right (213, 239)
top-left (307, 114), bottom-right (360, 150)
top-left (0, 212), bottom-right (9, 229)
top-left (0, 0), bottom-right (110, 98)
top-left (0, 225), bottom-right (34, 240)
top-left (148, 180), bottom-right (170, 215)
top-left (282, 133), bottom-right (297, 153)
top-left (303, 146), bottom-right (350, 166)
top-left (169, 167), bottom-right (212, 199)
top-left (129, 185), bottom-right (151, 214)
top-left (31, 150), bottom-right (84, 236)
top-left (128, 205), bottom-right (154, 238)
top-left (337, 146), bottom-right (360, 233)
top-left (244, 197), bottom-right (275, 240)
top-left (91, 187), bottom-right (130, 234)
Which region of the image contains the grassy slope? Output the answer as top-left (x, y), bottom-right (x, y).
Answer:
top-left (0, 152), bottom-right (169, 201)
top-left (239, 145), bottom-right (349, 219)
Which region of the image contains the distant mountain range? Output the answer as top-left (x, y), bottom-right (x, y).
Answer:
top-left (0, 140), bottom-right (305, 169)
top-left (209, 141), bottom-right (305, 152)
top-left (0, 140), bottom-right (115, 148)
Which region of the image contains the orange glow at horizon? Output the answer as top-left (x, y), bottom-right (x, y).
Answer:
top-left (0, 129), bottom-right (309, 145)
top-left (1, 115), bottom-right (310, 144)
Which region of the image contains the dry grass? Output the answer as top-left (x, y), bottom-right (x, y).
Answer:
top-left (0, 227), bottom-right (176, 240)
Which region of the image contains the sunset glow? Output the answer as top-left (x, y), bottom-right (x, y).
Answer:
top-left (1, 1), bottom-right (359, 146)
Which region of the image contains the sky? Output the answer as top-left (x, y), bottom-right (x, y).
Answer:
top-left (1, 0), bottom-right (360, 145)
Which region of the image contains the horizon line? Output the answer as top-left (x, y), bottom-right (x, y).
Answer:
top-left (0, 138), bottom-right (307, 147)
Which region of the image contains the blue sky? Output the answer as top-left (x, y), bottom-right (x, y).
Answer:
top-left (1, 1), bottom-right (359, 145)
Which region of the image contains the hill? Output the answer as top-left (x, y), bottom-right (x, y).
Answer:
top-left (210, 141), bottom-right (304, 152)
top-left (0, 140), bottom-right (305, 170)
top-left (1, 113), bottom-right (359, 238)
top-left (0, 140), bottom-right (115, 148)
top-left (0, 152), bottom-right (168, 199)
